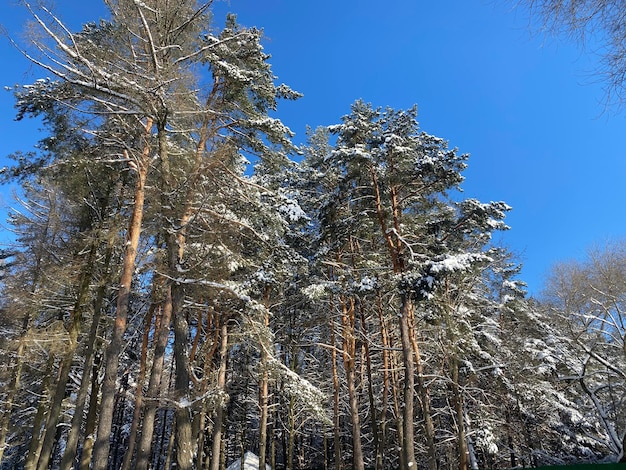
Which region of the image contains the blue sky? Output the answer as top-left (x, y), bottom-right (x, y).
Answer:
top-left (1, 0), bottom-right (625, 295)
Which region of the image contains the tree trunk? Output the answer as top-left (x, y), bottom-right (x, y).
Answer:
top-left (287, 394), bottom-right (296, 470)
top-left (359, 303), bottom-right (379, 470)
top-left (408, 310), bottom-right (437, 470)
top-left (79, 352), bottom-right (102, 470)
top-left (399, 294), bottom-right (416, 469)
top-left (450, 356), bottom-right (469, 470)
top-left (375, 293), bottom-right (390, 470)
top-left (210, 320), bottom-right (229, 470)
top-left (341, 296), bottom-right (365, 470)
top-left (173, 281), bottom-right (195, 470)
top-left (92, 118), bottom-right (152, 470)
top-left (121, 304), bottom-right (155, 470)
top-left (136, 289), bottom-right (174, 470)
top-left (329, 300), bottom-right (342, 470)
top-left (199, 308), bottom-right (220, 469)
top-left (61, 242), bottom-right (113, 470)
top-left (164, 412), bottom-right (177, 470)
top-left (258, 288), bottom-right (272, 470)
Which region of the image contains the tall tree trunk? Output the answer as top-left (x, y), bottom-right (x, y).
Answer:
top-left (359, 303), bottom-right (379, 470)
top-left (287, 394), bottom-right (296, 470)
top-left (258, 288), bottom-right (271, 470)
top-left (210, 320), bottom-right (229, 470)
top-left (399, 294), bottom-right (416, 469)
top-left (163, 416), bottom-right (177, 470)
top-left (379, 297), bottom-right (405, 470)
top-left (79, 352), bottom-right (102, 470)
top-left (330, 304), bottom-right (342, 470)
top-left (136, 288), bottom-right (174, 470)
top-left (199, 308), bottom-right (220, 469)
top-left (156, 107), bottom-right (196, 469)
top-left (258, 346), bottom-right (270, 469)
top-left (172, 280), bottom-right (195, 470)
top-left (92, 118), bottom-right (152, 470)
top-left (375, 293), bottom-right (390, 470)
top-left (450, 356), bottom-right (469, 470)
top-left (408, 311), bottom-right (437, 470)
top-left (121, 304), bottom-right (155, 470)
top-left (341, 296), bottom-right (365, 470)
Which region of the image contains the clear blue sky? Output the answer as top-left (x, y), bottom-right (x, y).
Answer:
top-left (1, 0), bottom-right (625, 295)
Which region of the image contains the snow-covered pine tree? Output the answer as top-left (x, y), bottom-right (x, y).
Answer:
top-left (5, 1), bottom-right (305, 469)
top-left (302, 100), bottom-right (513, 470)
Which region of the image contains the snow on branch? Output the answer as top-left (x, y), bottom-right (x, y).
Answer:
top-left (401, 252), bottom-right (493, 300)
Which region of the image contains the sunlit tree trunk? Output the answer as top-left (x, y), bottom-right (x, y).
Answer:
top-left (375, 292), bottom-right (390, 470)
top-left (92, 118), bottom-right (153, 470)
top-left (340, 295), bottom-right (365, 470)
top-left (408, 310), bottom-right (437, 470)
top-left (398, 294), bottom-right (416, 469)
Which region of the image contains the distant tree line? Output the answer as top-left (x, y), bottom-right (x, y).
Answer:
top-left (0, 1), bottom-right (625, 469)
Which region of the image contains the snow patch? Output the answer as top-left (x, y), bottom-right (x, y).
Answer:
top-left (226, 451), bottom-right (270, 470)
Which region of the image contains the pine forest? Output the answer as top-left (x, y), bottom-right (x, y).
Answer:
top-left (1, 1), bottom-right (625, 470)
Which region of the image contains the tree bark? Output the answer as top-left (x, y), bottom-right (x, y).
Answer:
top-left (375, 293), bottom-right (390, 470)
top-left (450, 356), bottom-right (469, 470)
top-left (399, 294), bottom-right (416, 469)
top-left (79, 352), bottom-right (102, 470)
top-left (210, 320), bottom-right (229, 470)
top-left (341, 296), bottom-right (365, 470)
top-left (408, 310), bottom-right (438, 470)
top-left (258, 291), bottom-right (271, 470)
top-left (120, 304), bottom-right (155, 470)
top-left (172, 280), bottom-right (195, 470)
top-left (329, 296), bottom-right (342, 470)
top-left (136, 289), bottom-right (174, 470)
top-left (359, 303), bottom-right (379, 470)
top-left (92, 118), bottom-right (152, 470)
